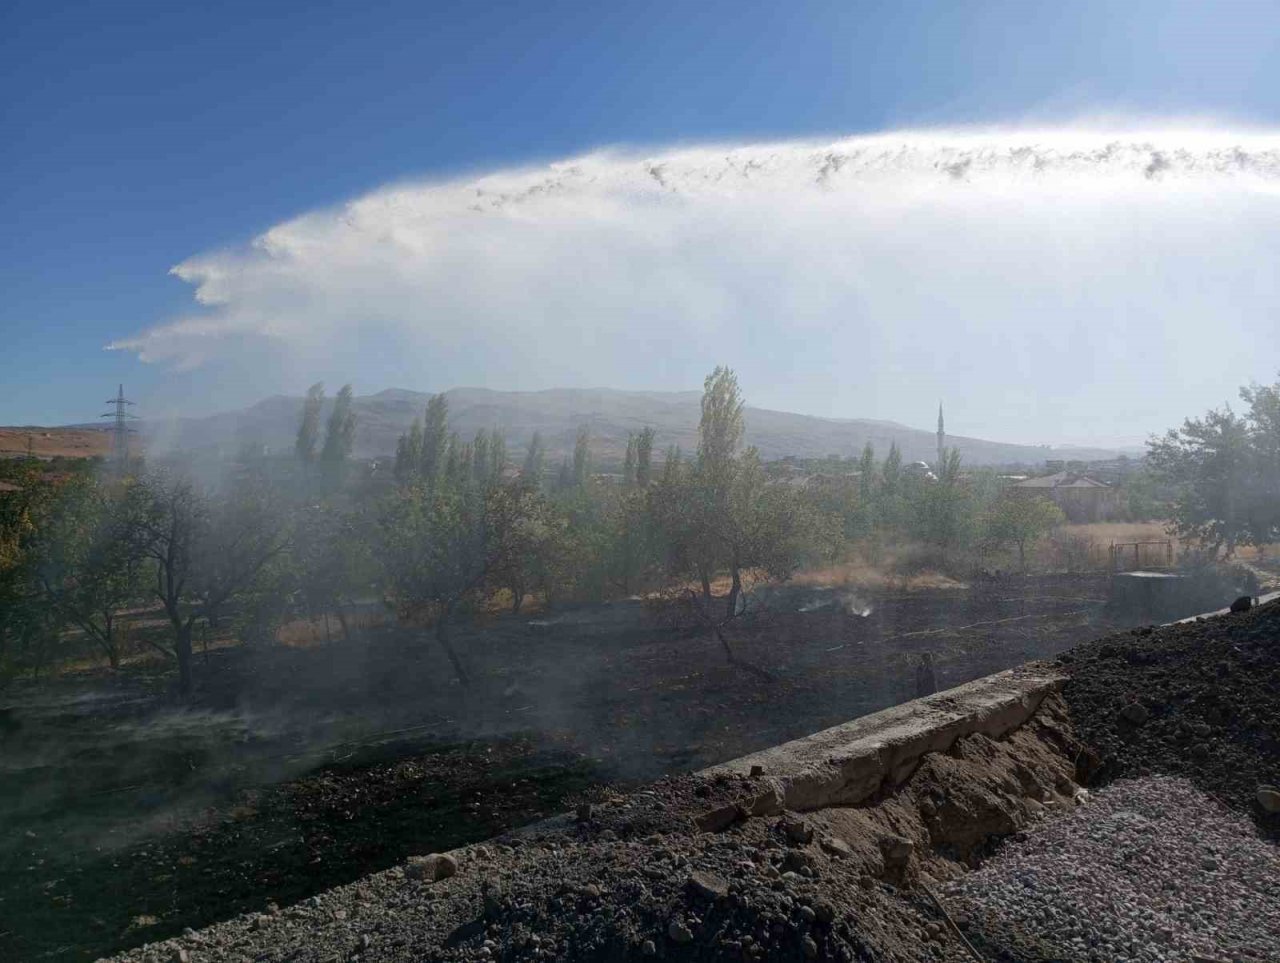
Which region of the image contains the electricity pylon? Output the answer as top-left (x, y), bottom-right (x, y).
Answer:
top-left (101, 384), bottom-right (136, 473)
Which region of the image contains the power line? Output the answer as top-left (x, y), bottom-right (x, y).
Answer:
top-left (101, 384), bottom-right (136, 471)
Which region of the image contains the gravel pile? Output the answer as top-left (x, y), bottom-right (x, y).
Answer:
top-left (1059, 597), bottom-right (1280, 837)
top-left (941, 776), bottom-right (1280, 963)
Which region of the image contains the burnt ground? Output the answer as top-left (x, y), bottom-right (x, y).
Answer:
top-left (3, 574), bottom-right (1134, 960)
top-left (1059, 596), bottom-right (1280, 838)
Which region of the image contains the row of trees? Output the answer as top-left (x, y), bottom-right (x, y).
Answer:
top-left (3, 368), bottom-right (1118, 692)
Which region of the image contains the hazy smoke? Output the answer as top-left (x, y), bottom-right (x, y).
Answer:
top-left (111, 126), bottom-right (1280, 443)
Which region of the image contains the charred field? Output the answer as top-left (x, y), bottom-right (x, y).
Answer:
top-left (0, 573), bottom-right (1131, 961)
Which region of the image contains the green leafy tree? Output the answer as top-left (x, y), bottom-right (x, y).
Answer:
top-left (622, 434), bottom-right (637, 488)
top-left (422, 394), bottom-right (450, 483)
top-left (295, 382), bottom-right (325, 464)
top-left (32, 477), bottom-right (143, 669)
top-left (320, 383), bottom-right (357, 474)
top-left (635, 427), bottom-right (655, 487)
top-left (982, 494), bottom-right (1065, 571)
top-left (1147, 406), bottom-right (1253, 556)
top-left (573, 426), bottom-right (592, 489)
top-left (522, 432), bottom-right (546, 489)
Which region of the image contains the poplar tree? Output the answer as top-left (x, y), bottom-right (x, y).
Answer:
top-left (295, 383), bottom-right (325, 464)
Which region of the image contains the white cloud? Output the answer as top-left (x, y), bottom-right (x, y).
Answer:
top-left (110, 126), bottom-right (1280, 443)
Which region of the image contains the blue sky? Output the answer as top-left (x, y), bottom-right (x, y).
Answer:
top-left (2, 0), bottom-right (1277, 442)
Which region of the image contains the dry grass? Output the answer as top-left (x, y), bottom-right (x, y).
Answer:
top-left (792, 561), bottom-right (967, 593)
top-left (0, 426), bottom-right (120, 460)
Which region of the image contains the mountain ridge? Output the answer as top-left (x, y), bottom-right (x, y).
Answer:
top-left (134, 386), bottom-right (1132, 467)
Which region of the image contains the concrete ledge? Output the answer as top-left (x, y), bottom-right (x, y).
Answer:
top-left (701, 666), bottom-right (1066, 814)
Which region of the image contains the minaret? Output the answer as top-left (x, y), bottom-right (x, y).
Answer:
top-left (936, 402), bottom-right (945, 470)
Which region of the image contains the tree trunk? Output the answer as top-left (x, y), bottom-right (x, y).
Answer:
top-left (436, 603), bottom-right (470, 686)
top-left (726, 564), bottom-right (742, 620)
top-left (699, 567), bottom-right (712, 604)
top-left (335, 605), bottom-right (351, 640)
top-left (511, 585), bottom-right (525, 615)
top-left (175, 622), bottom-right (194, 695)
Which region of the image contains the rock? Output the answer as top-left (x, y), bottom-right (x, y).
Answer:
top-left (749, 786), bottom-right (784, 817)
top-left (814, 901), bottom-right (836, 924)
top-left (1257, 786), bottom-right (1280, 813)
top-left (819, 836), bottom-right (854, 858)
top-left (780, 814), bottom-right (814, 845)
top-left (801, 936), bottom-right (819, 958)
top-left (667, 918), bottom-right (694, 944)
top-left (880, 835), bottom-right (914, 863)
top-left (687, 871), bottom-right (729, 900)
top-left (641, 939), bottom-right (657, 956)
top-left (696, 803), bottom-right (746, 833)
top-left (781, 850), bottom-right (812, 874)
top-left (405, 853), bottom-right (458, 882)
top-left (1119, 702), bottom-right (1150, 725)
top-left (575, 803), bottom-right (593, 822)
top-left (749, 764), bottom-right (765, 778)
top-left (798, 904), bottom-right (816, 923)
top-left (170, 949), bottom-right (190, 963)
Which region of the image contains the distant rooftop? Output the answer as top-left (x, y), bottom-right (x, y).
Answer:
top-left (1010, 471), bottom-right (1111, 490)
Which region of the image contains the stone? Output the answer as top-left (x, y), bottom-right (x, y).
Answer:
top-left (405, 853), bottom-right (458, 882)
top-left (696, 803), bottom-right (746, 833)
top-left (1257, 787), bottom-right (1280, 813)
top-left (749, 786), bottom-right (784, 817)
top-left (781, 850), bottom-right (812, 874)
top-left (819, 836), bottom-right (854, 858)
top-left (880, 835), bottom-right (914, 863)
top-left (749, 764), bottom-right (765, 778)
top-left (641, 940), bottom-right (657, 956)
top-left (798, 905), bottom-right (816, 923)
top-left (802, 936), bottom-right (819, 958)
top-left (814, 901), bottom-right (836, 924)
top-left (170, 949), bottom-right (190, 963)
top-left (667, 919), bottom-right (694, 944)
top-left (576, 803), bottom-right (593, 822)
top-left (1119, 703), bottom-right (1150, 726)
top-left (687, 871), bottom-right (729, 900)
top-left (780, 814), bottom-right (814, 845)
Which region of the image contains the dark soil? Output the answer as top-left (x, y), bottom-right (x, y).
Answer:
top-left (1058, 596), bottom-right (1280, 837)
top-left (1, 574), bottom-right (1127, 961)
top-left (0, 737), bottom-right (602, 962)
top-left (102, 694), bottom-right (1091, 963)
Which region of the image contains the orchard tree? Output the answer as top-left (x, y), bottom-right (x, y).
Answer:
top-left (32, 477), bottom-right (143, 669)
top-left (982, 494), bottom-right (1065, 571)
top-left (131, 470), bottom-right (289, 693)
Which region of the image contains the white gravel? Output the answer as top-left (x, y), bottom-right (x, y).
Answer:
top-left (941, 776), bottom-right (1280, 963)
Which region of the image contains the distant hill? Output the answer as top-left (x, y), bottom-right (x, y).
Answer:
top-left (133, 387), bottom-right (1127, 468)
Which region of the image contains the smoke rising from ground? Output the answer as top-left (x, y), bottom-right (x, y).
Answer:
top-left (111, 126), bottom-right (1280, 444)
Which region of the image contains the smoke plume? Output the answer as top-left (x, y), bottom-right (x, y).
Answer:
top-left (110, 126), bottom-right (1280, 444)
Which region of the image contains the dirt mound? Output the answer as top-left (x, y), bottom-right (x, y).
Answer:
top-left (111, 694), bottom-right (1092, 963)
top-left (1058, 597), bottom-right (1280, 837)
